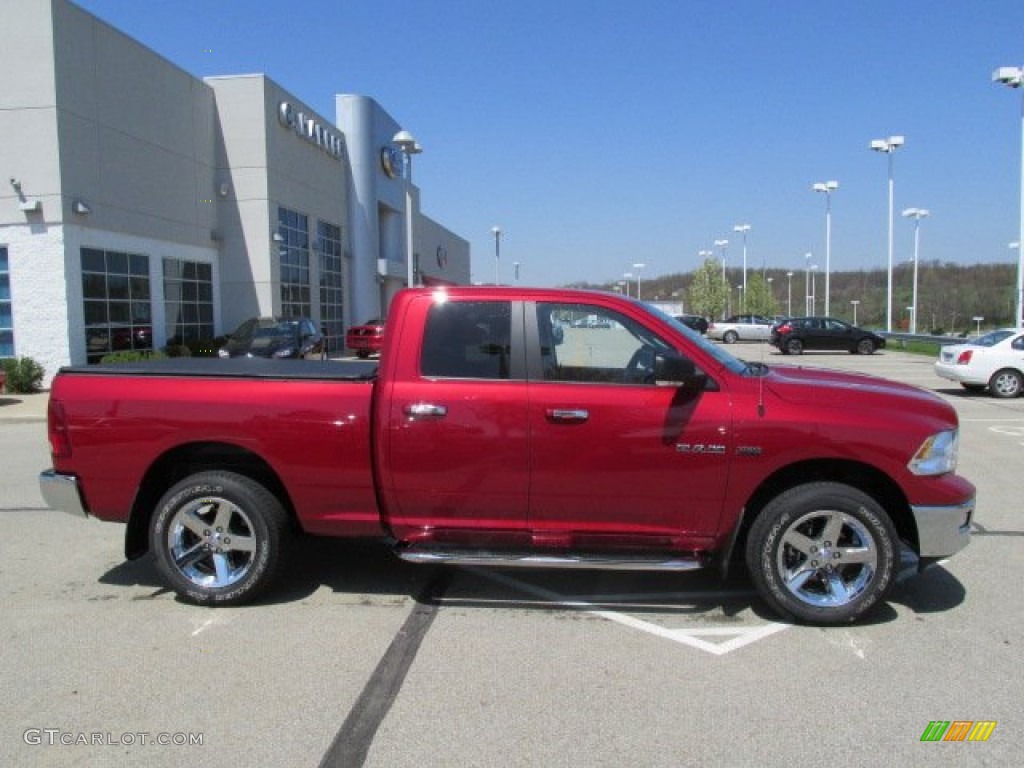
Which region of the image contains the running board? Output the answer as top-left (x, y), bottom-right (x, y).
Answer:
top-left (395, 546), bottom-right (706, 572)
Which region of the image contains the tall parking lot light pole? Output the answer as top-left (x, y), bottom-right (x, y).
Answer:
top-left (622, 272), bottom-right (632, 298)
top-left (851, 299), bottom-right (860, 325)
top-left (993, 67), bottom-right (1024, 328)
top-left (733, 224), bottom-right (751, 308)
top-left (870, 135), bottom-right (905, 333)
top-left (491, 226), bottom-right (502, 285)
top-left (804, 253), bottom-right (812, 315)
top-left (392, 130), bottom-right (422, 288)
top-left (714, 240), bottom-right (729, 318)
top-left (786, 271), bottom-right (794, 316)
top-left (632, 262), bottom-right (645, 300)
top-left (902, 208), bottom-right (929, 334)
top-left (812, 181), bottom-right (838, 316)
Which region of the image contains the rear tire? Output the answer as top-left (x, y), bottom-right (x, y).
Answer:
top-left (786, 338), bottom-right (804, 355)
top-left (989, 368), bottom-right (1023, 399)
top-left (150, 471), bottom-right (289, 606)
top-left (745, 482), bottom-right (898, 624)
top-left (723, 330), bottom-right (739, 344)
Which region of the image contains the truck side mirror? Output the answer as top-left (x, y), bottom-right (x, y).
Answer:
top-left (655, 352), bottom-right (708, 389)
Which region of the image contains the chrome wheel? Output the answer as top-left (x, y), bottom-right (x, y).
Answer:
top-left (151, 471), bottom-right (289, 605)
top-left (776, 509), bottom-right (877, 608)
top-left (745, 482), bottom-right (897, 624)
top-left (166, 497), bottom-right (257, 589)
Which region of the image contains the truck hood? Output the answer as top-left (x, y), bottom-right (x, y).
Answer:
top-left (764, 364), bottom-right (953, 420)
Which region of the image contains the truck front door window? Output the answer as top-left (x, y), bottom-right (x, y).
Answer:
top-left (536, 302), bottom-right (674, 385)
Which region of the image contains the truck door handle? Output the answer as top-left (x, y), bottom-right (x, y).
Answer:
top-left (404, 403), bottom-right (448, 419)
top-left (546, 408), bottom-right (589, 423)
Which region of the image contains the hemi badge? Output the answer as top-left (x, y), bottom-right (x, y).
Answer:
top-left (736, 446), bottom-right (763, 456)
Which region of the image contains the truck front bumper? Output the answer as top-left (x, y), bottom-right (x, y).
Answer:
top-left (910, 498), bottom-right (973, 561)
top-left (39, 470), bottom-right (89, 519)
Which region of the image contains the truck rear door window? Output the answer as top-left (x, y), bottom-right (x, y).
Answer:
top-left (421, 301), bottom-right (513, 379)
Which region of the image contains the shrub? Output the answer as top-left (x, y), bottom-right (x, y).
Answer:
top-left (99, 350), bottom-right (167, 364)
top-left (1, 356), bottom-right (46, 394)
top-left (164, 344), bottom-right (192, 358)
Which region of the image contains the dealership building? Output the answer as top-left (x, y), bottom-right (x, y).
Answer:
top-left (0, 0), bottom-right (470, 382)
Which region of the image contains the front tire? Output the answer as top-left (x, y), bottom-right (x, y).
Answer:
top-left (745, 482), bottom-right (898, 624)
top-left (150, 471), bottom-right (289, 606)
top-left (989, 368), bottom-right (1023, 399)
top-left (855, 338), bottom-right (876, 355)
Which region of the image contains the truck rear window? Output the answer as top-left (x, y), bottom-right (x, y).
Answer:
top-left (421, 301), bottom-right (512, 380)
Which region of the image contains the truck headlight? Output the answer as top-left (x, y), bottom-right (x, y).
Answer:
top-left (908, 430), bottom-right (958, 476)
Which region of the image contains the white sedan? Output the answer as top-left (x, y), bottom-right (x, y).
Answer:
top-left (707, 314), bottom-right (775, 343)
top-left (934, 329), bottom-right (1024, 398)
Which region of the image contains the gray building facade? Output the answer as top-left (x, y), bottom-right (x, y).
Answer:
top-left (0, 0), bottom-right (469, 382)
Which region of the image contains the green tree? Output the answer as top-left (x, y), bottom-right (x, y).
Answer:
top-left (743, 273), bottom-right (778, 316)
top-left (689, 258), bottom-right (727, 319)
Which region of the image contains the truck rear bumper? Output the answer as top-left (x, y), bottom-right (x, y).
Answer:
top-left (910, 498), bottom-right (973, 559)
top-left (39, 470), bottom-right (89, 519)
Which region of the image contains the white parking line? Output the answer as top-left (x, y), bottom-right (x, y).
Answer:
top-left (471, 569), bottom-right (790, 656)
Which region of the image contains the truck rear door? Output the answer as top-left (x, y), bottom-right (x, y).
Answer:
top-left (379, 296), bottom-right (531, 544)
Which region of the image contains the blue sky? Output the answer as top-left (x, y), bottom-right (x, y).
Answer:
top-left (75, 0), bottom-right (1024, 288)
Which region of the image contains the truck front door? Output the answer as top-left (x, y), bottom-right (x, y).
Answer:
top-left (527, 301), bottom-right (733, 548)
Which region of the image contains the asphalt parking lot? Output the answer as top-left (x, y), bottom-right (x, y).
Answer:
top-left (1, 347), bottom-right (1020, 767)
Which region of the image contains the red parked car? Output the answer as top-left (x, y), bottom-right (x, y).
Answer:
top-left (346, 318), bottom-right (384, 358)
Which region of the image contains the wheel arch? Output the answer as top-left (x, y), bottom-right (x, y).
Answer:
top-left (124, 442), bottom-right (296, 560)
top-left (721, 458), bottom-right (916, 573)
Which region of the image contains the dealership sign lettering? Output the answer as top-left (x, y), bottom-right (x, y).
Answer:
top-left (278, 102), bottom-right (344, 160)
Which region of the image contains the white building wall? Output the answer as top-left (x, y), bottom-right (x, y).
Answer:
top-left (3, 225), bottom-right (70, 384)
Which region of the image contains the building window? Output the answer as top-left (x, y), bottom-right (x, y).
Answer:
top-left (316, 220), bottom-right (343, 355)
top-left (0, 247), bottom-right (12, 357)
top-left (277, 207), bottom-right (310, 317)
top-left (164, 258), bottom-right (214, 346)
top-left (81, 248), bottom-right (152, 363)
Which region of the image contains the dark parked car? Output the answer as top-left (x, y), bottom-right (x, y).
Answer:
top-left (218, 317), bottom-right (324, 359)
top-left (770, 316), bottom-right (885, 355)
top-left (346, 318), bottom-right (385, 358)
top-left (674, 314), bottom-right (709, 335)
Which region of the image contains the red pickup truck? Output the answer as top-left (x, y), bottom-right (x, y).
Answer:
top-left (39, 287), bottom-right (974, 624)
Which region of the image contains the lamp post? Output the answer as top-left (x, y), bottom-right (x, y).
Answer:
top-left (513, 261), bottom-right (521, 283)
top-left (491, 226), bottom-right (502, 285)
top-left (786, 271), bottom-right (793, 316)
top-left (870, 135), bottom-right (905, 332)
top-left (392, 130), bottom-right (422, 288)
top-left (993, 66), bottom-right (1024, 328)
top-left (714, 240), bottom-right (729, 318)
top-left (812, 181), bottom-right (839, 316)
top-left (851, 300), bottom-right (860, 325)
top-left (714, 239), bottom-right (729, 281)
top-left (809, 265), bottom-right (819, 315)
top-left (733, 224), bottom-right (751, 308)
top-left (804, 253), bottom-right (812, 315)
top-left (632, 262), bottom-right (645, 300)
top-left (901, 207), bottom-right (929, 334)
top-left (622, 272), bottom-right (632, 298)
